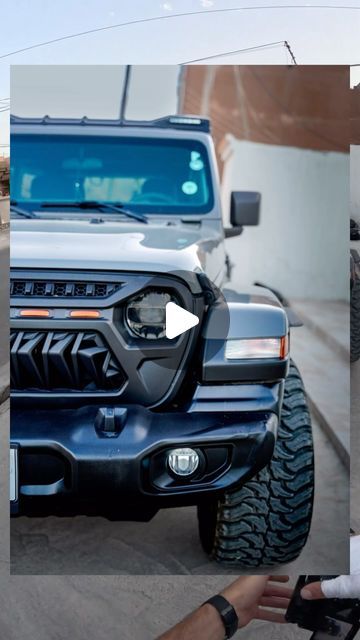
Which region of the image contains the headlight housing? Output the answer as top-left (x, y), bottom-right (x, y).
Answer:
top-left (126, 290), bottom-right (178, 339)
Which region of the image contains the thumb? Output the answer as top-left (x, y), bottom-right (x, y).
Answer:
top-left (302, 576), bottom-right (360, 600)
top-left (301, 582), bottom-right (325, 600)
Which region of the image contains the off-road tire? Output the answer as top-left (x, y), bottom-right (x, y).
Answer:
top-left (197, 360), bottom-right (314, 567)
top-left (351, 277), bottom-right (360, 362)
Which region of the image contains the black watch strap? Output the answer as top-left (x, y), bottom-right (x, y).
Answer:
top-left (204, 595), bottom-right (239, 639)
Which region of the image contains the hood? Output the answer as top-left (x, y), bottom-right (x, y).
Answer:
top-left (11, 218), bottom-right (225, 283)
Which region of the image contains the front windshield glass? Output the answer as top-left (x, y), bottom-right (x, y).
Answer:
top-left (11, 134), bottom-right (214, 214)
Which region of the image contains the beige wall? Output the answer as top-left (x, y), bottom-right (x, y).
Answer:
top-left (221, 137), bottom-right (348, 300)
top-left (0, 197), bottom-right (9, 225)
top-left (351, 146), bottom-right (360, 221)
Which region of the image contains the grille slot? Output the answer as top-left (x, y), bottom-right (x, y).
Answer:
top-left (11, 330), bottom-right (126, 393)
top-left (10, 279), bottom-right (120, 299)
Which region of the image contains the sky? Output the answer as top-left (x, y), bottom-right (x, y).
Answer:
top-left (1, 0), bottom-right (360, 151)
top-left (11, 66), bottom-right (180, 120)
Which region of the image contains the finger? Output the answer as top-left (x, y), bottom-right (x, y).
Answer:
top-left (255, 609), bottom-right (287, 624)
top-left (263, 585), bottom-right (294, 599)
top-left (322, 575), bottom-right (360, 599)
top-left (269, 576), bottom-right (290, 583)
top-left (259, 596), bottom-right (292, 609)
top-left (301, 582), bottom-right (325, 600)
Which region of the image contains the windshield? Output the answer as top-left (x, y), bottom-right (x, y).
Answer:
top-left (11, 133), bottom-right (214, 215)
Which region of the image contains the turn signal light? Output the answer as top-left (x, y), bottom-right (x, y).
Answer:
top-left (280, 335), bottom-right (289, 359)
top-left (19, 309), bottom-right (50, 318)
top-left (69, 310), bottom-right (101, 319)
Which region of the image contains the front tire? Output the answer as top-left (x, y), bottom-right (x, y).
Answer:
top-left (197, 361), bottom-right (314, 567)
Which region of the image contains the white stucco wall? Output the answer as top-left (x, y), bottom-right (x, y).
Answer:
top-left (0, 197), bottom-right (9, 224)
top-left (351, 145), bottom-right (360, 222)
top-left (221, 138), bottom-right (348, 300)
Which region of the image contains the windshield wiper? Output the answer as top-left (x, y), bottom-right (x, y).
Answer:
top-left (10, 201), bottom-right (37, 219)
top-left (40, 200), bottom-right (148, 224)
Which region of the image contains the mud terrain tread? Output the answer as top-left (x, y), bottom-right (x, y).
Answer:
top-left (351, 277), bottom-right (360, 362)
top-left (198, 361), bottom-right (314, 567)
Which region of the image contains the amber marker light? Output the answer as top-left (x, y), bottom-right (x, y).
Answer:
top-left (69, 310), bottom-right (101, 319)
top-left (19, 309), bottom-right (51, 318)
top-left (280, 335), bottom-right (289, 359)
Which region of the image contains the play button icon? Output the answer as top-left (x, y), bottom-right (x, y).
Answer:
top-left (165, 302), bottom-right (199, 339)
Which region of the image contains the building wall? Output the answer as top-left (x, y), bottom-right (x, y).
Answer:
top-left (180, 65), bottom-right (350, 177)
top-left (221, 138), bottom-right (348, 300)
top-left (0, 198), bottom-right (9, 224)
top-left (0, 158), bottom-right (10, 197)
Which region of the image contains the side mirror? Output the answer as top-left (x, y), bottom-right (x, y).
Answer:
top-left (230, 191), bottom-right (261, 227)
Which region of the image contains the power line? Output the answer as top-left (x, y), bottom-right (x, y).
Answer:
top-left (285, 40), bottom-right (297, 64)
top-left (182, 41), bottom-right (290, 65)
top-left (1, 5), bottom-right (359, 60)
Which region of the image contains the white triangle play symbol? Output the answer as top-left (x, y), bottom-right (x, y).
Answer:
top-left (165, 302), bottom-right (199, 339)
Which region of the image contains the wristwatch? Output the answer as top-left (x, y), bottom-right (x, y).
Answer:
top-left (204, 595), bottom-right (239, 639)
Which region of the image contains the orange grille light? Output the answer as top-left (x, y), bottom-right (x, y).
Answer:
top-left (20, 309), bottom-right (50, 318)
top-left (69, 310), bottom-right (101, 319)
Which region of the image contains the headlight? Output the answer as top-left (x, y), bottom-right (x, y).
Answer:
top-left (126, 290), bottom-right (177, 339)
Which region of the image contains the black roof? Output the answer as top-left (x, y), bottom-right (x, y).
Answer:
top-left (10, 114), bottom-right (211, 133)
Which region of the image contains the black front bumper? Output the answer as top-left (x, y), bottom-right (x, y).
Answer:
top-left (11, 383), bottom-right (281, 519)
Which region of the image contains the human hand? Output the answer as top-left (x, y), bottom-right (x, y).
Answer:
top-left (301, 575), bottom-right (360, 599)
top-left (220, 575), bottom-right (293, 628)
top-left (301, 536), bottom-right (360, 600)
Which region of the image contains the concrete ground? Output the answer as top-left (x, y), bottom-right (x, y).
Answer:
top-left (0, 574), bottom-right (309, 640)
top-left (291, 299), bottom-right (349, 467)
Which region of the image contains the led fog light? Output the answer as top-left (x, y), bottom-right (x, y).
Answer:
top-left (167, 448), bottom-right (199, 477)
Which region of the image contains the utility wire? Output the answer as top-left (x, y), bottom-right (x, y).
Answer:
top-left (285, 40), bottom-right (297, 64)
top-left (182, 41), bottom-right (290, 65)
top-left (0, 5), bottom-right (359, 60)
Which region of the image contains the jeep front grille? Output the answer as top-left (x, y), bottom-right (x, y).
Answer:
top-left (10, 330), bottom-right (126, 393)
top-left (10, 279), bottom-right (120, 299)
